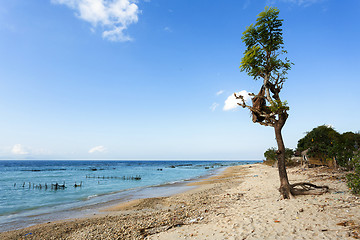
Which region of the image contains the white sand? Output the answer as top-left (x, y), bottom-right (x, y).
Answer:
top-left (148, 164), bottom-right (360, 240)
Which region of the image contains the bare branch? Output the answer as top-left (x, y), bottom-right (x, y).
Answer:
top-left (263, 82), bottom-right (274, 104)
top-left (258, 121), bottom-right (275, 127)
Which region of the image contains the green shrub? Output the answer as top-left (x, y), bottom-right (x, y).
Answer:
top-left (263, 147), bottom-right (296, 166)
top-left (347, 154), bottom-right (360, 194)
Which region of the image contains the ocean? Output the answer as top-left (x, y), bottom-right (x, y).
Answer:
top-left (0, 160), bottom-right (258, 231)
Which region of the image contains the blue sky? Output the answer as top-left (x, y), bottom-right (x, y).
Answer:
top-left (0, 0), bottom-right (359, 160)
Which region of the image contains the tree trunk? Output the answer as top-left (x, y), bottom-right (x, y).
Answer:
top-left (274, 114), bottom-right (291, 199)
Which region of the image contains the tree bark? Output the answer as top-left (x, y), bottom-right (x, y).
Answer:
top-left (274, 114), bottom-right (291, 199)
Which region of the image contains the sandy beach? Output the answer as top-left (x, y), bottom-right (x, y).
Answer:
top-left (1, 163), bottom-right (359, 239)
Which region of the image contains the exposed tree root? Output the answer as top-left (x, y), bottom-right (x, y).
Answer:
top-left (290, 182), bottom-right (329, 196)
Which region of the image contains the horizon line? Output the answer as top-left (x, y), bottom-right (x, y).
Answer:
top-left (0, 159), bottom-right (262, 161)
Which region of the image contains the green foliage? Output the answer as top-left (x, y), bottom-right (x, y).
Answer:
top-left (347, 153), bottom-right (360, 194)
top-left (270, 100), bottom-right (289, 113)
top-left (297, 125), bottom-right (360, 169)
top-left (264, 147), bottom-right (277, 161)
top-left (335, 132), bottom-right (360, 169)
top-left (240, 7), bottom-right (292, 82)
top-left (297, 125), bottom-right (340, 160)
top-left (263, 147), bottom-right (295, 165)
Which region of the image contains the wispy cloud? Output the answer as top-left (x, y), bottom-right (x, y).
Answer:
top-left (223, 90), bottom-right (251, 111)
top-left (51, 0), bottom-right (140, 42)
top-left (11, 144), bottom-right (29, 155)
top-left (210, 103), bottom-right (219, 112)
top-left (243, 0), bottom-right (251, 9)
top-left (164, 26), bottom-right (172, 32)
top-left (216, 90), bottom-right (224, 96)
top-left (89, 145), bottom-right (107, 153)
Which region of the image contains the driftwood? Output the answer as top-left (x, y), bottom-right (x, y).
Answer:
top-left (290, 182), bottom-right (329, 196)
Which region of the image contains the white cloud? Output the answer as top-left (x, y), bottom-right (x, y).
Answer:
top-left (223, 90), bottom-right (251, 111)
top-left (216, 90), bottom-right (224, 96)
top-left (89, 145), bottom-right (107, 153)
top-left (51, 0), bottom-right (140, 42)
top-left (11, 144), bottom-right (29, 155)
top-left (210, 103), bottom-right (219, 112)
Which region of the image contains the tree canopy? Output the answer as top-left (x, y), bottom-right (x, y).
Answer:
top-left (240, 7), bottom-right (292, 82)
top-left (297, 125), bottom-right (340, 159)
top-left (297, 125), bottom-right (360, 169)
top-left (237, 6), bottom-right (292, 127)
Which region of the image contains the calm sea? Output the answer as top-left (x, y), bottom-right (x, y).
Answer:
top-left (0, 160), bottom-right (258, 231)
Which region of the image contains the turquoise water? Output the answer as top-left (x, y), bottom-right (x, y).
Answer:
top-left (0, 160), bottom-right (258, 231)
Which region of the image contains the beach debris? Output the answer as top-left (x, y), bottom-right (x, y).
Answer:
top-left (337, 220), bottom-right (356, 227)
top-left (337, 220), bottom-right (360, 239)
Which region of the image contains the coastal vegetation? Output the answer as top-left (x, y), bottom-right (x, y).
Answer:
top-left (263, 124), bottom-right (360, 195)
top-left (263, 147), bottom-right (295, 166)
top-left (236, 7), bottom-right (327, 198)
top-left (347, 154), bottom-right (360, 194)
top-left (297, 125), bottom-right (360, 195)
top-left (297, 125), bottom-right (360, 170)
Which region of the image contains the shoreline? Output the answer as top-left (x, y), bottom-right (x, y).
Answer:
top-left (101, 164), bottom-right (234, 212)
top-left (1, 163), bottom-right (359, 239)
top-left (0, 163), bottom-right (248, 239)
top-left (0, 162), bottom-right (236, 233)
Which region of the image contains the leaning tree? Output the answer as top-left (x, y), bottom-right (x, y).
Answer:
top-left (236, 7), bottom-right (328, 199)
